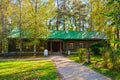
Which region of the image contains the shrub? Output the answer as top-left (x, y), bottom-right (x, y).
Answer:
top-left (89, 42), bottom-right (105, 55)
top-left (109, 47), bottom-right (120, 71)
top-left (77, 48), bottom-right (86, 62)
top-left (100, 47), bottom-right (109, 68)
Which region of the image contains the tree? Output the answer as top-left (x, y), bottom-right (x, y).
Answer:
top-left (88, 0), bottom-right (107, 31)
top-left (48, 0), bottom-right (88, 31)
top-left (0, 0), bottom-right (10, 54)
top-left (88, 0), bottom-right (120, 47)
top-left (1, 0), bottom-right (55, 56)
top-left (106, 0), bottom-right (120, 48)
top-left (28, 0), bottom-right (55, 56)
top-left (19, 0), bottom-right (22, 56)
top-left (88, 0), bottom-right (120, 71)
top-left (56, 0), bottom-right (60, 30)
top-left (10, 0), bottom-right (28, 56)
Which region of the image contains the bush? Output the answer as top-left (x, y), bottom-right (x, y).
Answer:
top-left (100, 47), bottom-right (109, 68)
top-left (77, 48), bottom-right (86, 62)
top-left (89, 42), bottom-right (106, 55)
top-left (109, 47), bottom-right (120, 71)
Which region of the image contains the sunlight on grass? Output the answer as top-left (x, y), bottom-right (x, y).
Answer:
top-left (67, 54), bottom-right (80, 63)
top-left (0, 60), bottom-right (59, 80)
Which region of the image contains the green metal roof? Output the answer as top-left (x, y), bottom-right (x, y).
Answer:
top-left (49, 30), bottom-right (106, 40)
top-left (8, 28), bottom-right (33, 38)
top-left (9, 28), bottom-right (106, 40)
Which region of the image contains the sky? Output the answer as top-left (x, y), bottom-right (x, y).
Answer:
top-left (13, 0), bottom-right (88, 3)
top-left (81, 0), bottom-right (88, 4)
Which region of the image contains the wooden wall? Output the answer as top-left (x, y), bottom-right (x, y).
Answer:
top-left (7, 39), bottom-right (104, 54)
top-left (65, 40), bottom-right (103, 53)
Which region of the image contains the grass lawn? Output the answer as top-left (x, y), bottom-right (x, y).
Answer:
top-left (0, 60), bottom-right (59, 80)
top-left (67, 54), bottom-right (120, 80)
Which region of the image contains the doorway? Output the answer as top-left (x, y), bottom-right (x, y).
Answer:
top-left (47, 40), bottom-right (63, 54)
top-left (52, 42), bottom-right (60, 52)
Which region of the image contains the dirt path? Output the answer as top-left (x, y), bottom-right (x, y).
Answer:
top-left (50, 56), bottom-right (112, 80)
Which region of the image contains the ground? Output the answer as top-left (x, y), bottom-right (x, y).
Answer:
top-left (0, 55), bottom-right (115, 80)
top-left (0, 60), bottom-right (59, 80)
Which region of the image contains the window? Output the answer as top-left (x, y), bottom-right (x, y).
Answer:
top-left (85, 43), bottom-right (88, 48)
top-left (16, 42), bottom-right (19, 49)
top-left (74, 42), bottom-right (79, 49)
top-left (68, 43), bottom-right (74, 49)
top-left (80, 43), bottom-right (83, 48)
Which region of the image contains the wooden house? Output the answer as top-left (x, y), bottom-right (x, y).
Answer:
top-left (0, 29), bottom-right (106, 55)
top-left (48, 30), bottom-right (106, 54)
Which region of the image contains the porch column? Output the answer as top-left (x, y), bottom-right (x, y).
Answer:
top-left (60, 41), bottom-right (62, 54)
top-left (50, 40), bottom-right (52, 54)
top-left (63, 41), bottom-right (66, 54)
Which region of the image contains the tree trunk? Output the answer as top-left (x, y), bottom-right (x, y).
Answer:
top-left (78, 9), bottom-right (81, 31)
top-left (70, 17), bottom-right (73, 30)
top-left (75, 18), bottom-right (77, 31)
top-left (56, 16), bottom-right (59, 30)
top-left (1, 14), bottom-right (5, 54)
top-left (86, 48), bottom-right (91, 63)
top-left (116, 27), bottom-right (119, 48)
top-left (0, 0), bottom-right (9, 55)
top-left (82, 21), bottom-right (85, 31)
top-left (63, 15), bottom-right (65, 30)
top-left (34, 43), bottom-right (36, 56)
top-left (19, 0), bottom-right (22, 56)
top-left (63, 0), bottom-right (66, 30)
top-left (34, 0), bottom-right (38, 56)
top-left (103, 56), bottom-right (107, 68)
top-left (56, 0), bottom-right (59, 30)
top-left (1, 1), bottom-right (7, 55)
top-left (90, 2), bottom-right (93, 31)
top-left (19, 41), bottom-right (22, 56)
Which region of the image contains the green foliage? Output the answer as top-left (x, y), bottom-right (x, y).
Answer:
top-left (0, 60), bottom-right (59, 80)
top-left (88, 0), bottom-right (107, 31)
top-left (88, 0), bottom-right (120, 54)
top-left (89, 42), bottom-right (105, 55)
top-left (99, 47), bottom-right (109, 68)
top-left (108, 47), bottom-right (120, 71)
top-left (98, 46), bottom-right (120, 71)
top-left (77, 48), bottom-right (86, 62)
top-left (48, 0), bottom-right (88, 31)
top-left (3, 0), bottom-right (56, 54)
top-left (87, 41), bottom-right (120, 71)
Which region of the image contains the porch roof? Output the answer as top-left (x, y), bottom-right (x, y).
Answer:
top-left (9, 28), bottom-right (107, 40)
